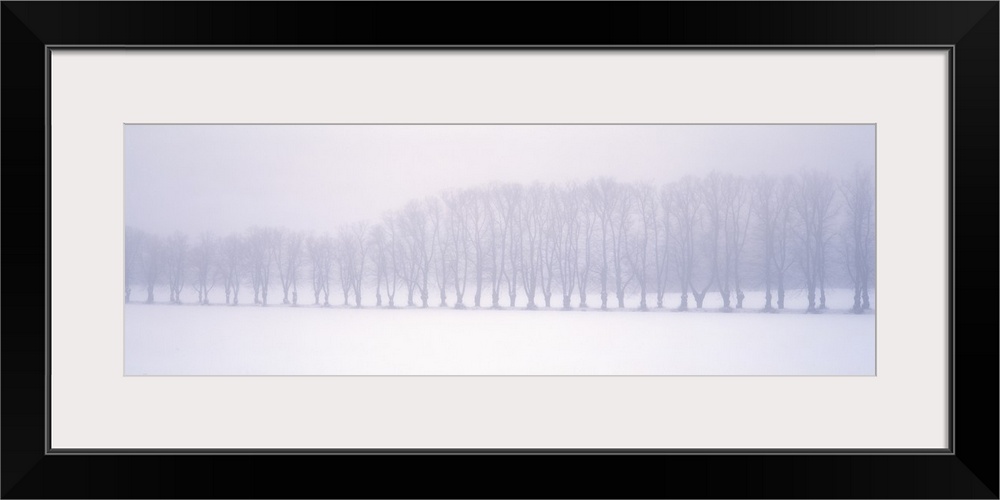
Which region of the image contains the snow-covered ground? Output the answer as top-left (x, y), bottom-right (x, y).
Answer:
top-left (125, 287), bottom-right (874, 376)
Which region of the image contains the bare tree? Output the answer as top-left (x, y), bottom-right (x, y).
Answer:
top-left (428, 198), bottom-right (450, 307)
top-left (751, 175), bottom-right (797, 311)
top-left (139, 234), bottom-right (162, 303)
top-left (370, 223), bottom-right (388, 307)
top-left (335, 227), bottom-right (354, 306)
top-left (711, 173), bottom-right (751, 311)
top-left (190, 232), bottom-right (217, 305)
top-left (815, 190), bottom-right (838, 311)
top-left (485, 184), bottom-right (513, 308)
top-left (220, 233), bottom-right (245, 305)
top-left (274, 229), bottom-right (304, 305)
top-left (380, 216), bottom-right (401, 307)
top-left (654, 186), bottom-right (672, 308)
top-left (772, 176), bottom-right (797, 310)
top-left (792, 171), bottom-right (838, 312)
top-left (442, 191), bottom-right (470, 308)
top-left (554, 184), bottom-right (581, 309)
top-left (246, 227), bottom-right (275, 306)
top-left (463, 188), bottom-right (490, 308)
top-left (576, 188), bottom-right (597, 308)
top-left (692, 173), bottom-right (722, 310)
top-left (124, 226), bottom-right (145, 303)
top-left (165, 231), bottom-right (188, 304)
top-left (587, 178), bottom-right (620, 310)
top-left (752, 175), bottom-right (778, 311)
top-left (713, 174), bottom-right (735, 310)
top-left (840, 168), bottom-right (875, 312)
top-left (669, 177), bottom-right (700, 311)
top-left (724, 175), bottom-right (753, 309)
top-left (609, 182), bottom-right (635, 308)
top-left (307, 233), bottom-right (333, 306)
top-left (626, 182), bottom-right (656, 310)
top-left (350, 222), bottom-right (370, 307)
top-left (793, 174), bottom-right (816, 312)
top-left (519, 183), bottom-right (546, 309)
top-left (400, 199), bottom-right (436, 308)
top-left (268, 228), bottom-right (287, 303)
top-left (501, 184), bottom-right (523, 307)
top-left (538, 185), bottom-right (560, 308)
top-left (396, 212), bottom-right (419, 307)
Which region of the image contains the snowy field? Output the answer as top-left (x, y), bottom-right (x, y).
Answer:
top-left (125, 287), bottom-right (874, 376)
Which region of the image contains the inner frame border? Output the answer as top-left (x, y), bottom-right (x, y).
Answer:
top-left (46, 47), bottom-right (950, 455)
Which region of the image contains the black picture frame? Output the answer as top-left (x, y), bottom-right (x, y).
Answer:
top-left (2, 2), bottom-right (996, 498)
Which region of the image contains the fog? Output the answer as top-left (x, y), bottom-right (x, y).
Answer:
top-left (125, 124), bottom-right (874, 235)
top-left (125, 124), bottom-right (877, 375)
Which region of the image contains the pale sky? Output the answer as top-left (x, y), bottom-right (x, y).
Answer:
top-left (125, 124), bottom-right (875, 235)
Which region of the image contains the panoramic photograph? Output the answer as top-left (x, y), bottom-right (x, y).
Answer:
top-left (124, 124), bottom-right (875, 375)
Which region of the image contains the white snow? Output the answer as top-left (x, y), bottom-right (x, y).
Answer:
top-left (125, 288), bottom-right (875, 376)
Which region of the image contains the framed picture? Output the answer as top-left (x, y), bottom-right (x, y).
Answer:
top-left (3, 2), bottom-right (996, 498)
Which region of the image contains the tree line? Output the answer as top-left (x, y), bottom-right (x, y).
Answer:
top-left (125, 169), bottom-right (875, 313)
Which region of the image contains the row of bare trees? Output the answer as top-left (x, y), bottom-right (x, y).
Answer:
top-left (125, 169), bottom-right (875, 313)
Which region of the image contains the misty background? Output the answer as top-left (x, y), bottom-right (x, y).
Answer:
top-left (124, 124), bottom-right (877, 375)
top-left (125, 124), bottom-right (874, 236)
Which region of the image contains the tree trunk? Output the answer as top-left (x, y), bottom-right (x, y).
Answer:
top-left (439, 288), bottom-right (448, 307)
top-left (420, 291), bottom-right (429, 308)
top-left (736, 290), bottom-right (745, 309)
top-left (600, 268), bottom-right (608, 310)
top-left (563, 294), bottom-right (572, 309)
top-left (543, 293), bottom-right (551, 308)
top-left (616, 290), bottom-right (625, 308)
top-left (693, 290), bottom-right (706, 309)
top-left (146, 285), bottom-right (155, 303)
top-left (721, 288), bottom-right (731, 310)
